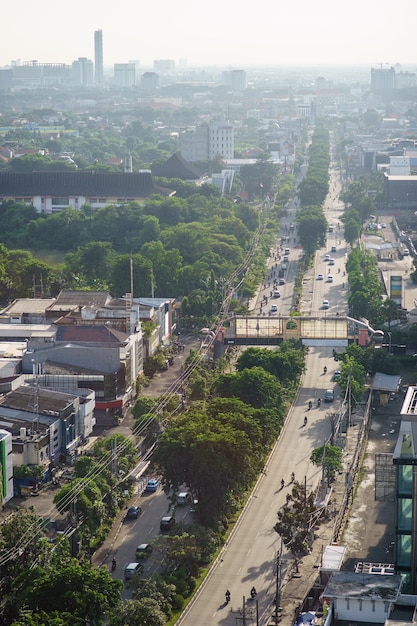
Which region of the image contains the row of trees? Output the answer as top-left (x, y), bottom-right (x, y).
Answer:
top-left (152, 340), bottom-right (306, 527)
top-left (297, 124), bottom-right (330, 257)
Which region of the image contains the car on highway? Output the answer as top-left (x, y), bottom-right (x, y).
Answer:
top-left (322, 299), bottom-right (329, 309)
top-left (124, 562), bottom-right (143, 579)
top-left (135, 543), bottom-right (153, 559)
top-left (160, 515), bottom-right (176, 532)
top-left (124, 506), bottom-right (141, 521)
top-left (327, 275), bottom-right (334, 282)
top-left (144, 478), bottom-right (159, 493)
top-left (317, 273), bottom-right (324, 280)
top-left (324, 254), bottom-right (331, 261)
top-left (270, 304), bottom-right (278, 313)
top-left (331, 246), bottom-right (337, 253)
top-left (332, 370), bottom-right (341, 381)
top-left (403, 248), bottom-right (410, 256)
top-left (381, 223), bottom-right (387, 229)
top-left (273, 290), bottom-right (281, 298)
top-left (324, 389), bottom-right (335, 403)
top-left (177, 491), bottom-right (192, 505)
top-left (329, 258), bottom-right (335, 265)
top-left (279, 278), bottom-right (286, 285)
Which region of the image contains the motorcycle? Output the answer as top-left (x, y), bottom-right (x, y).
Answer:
top-left (304, 416), bottom-right (308, 426)
top-left (250, 587), bottom-right (257, 599)
top-left (280, 478), bottom-right (285, 489)
top-left (308, 400), bottom-right (313, 410)
top-left (111, 558), bottom-right (116, 572)
top-left (225, 590), bottom-right (231, 604)
top-left (317, 398), bottom-right (321, 407)
top-left (323, 366), bottom-right (327, 374)
top-left (291, 472), bottom-right (295, 482)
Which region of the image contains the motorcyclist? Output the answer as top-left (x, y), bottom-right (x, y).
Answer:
top-left (281, 478), bottom-right (285, 489)
top-left (111, 558), bottom-right (116, 571)
top-left (318, 398), bottom-right (321, 407)
top-left (304, 415), bottom-right (308, 426)
top-left (323, 366), bottom-right (327, 374)
top-left (250, 586), bottom-right (257, 599)
top-left (308, 400), bottom-right (312, 410)
top-left (225, 590), bottom-right (231, 604)
top-left (291, 472), bottom-right (295, 482)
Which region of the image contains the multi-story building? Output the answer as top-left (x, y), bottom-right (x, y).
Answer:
top-left (153, 59), bottom-right (175, 74)
top-left (209, 121), bottom-right (234, 160)
top-left (114, 63), bottom-right (136, 87)
top-left (141, 72), bottom-right (159, 91)
top-left (393, 386), bottom-right (417, 592)
top-left (180, 121), bottom-right (234, 162)
top-left (71, 57), bottom-right (94, 86)
top-left (94, 29), bottom-right (103, 85)
top-left (221, 69), bottom-right (247, 91)
top-left (371, 66), bottom-right (396, 90)
top-left (0, 430), bottom-right (13, 504)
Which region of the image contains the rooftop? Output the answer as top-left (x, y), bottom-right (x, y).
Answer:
top-left (323, 572), bottom-right (402, 601)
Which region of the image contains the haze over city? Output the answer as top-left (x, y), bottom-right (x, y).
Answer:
top-left (2, 0), bottom-right (416, 69)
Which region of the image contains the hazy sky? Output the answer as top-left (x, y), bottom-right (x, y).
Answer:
top-left (2, 0), bottom-right (416, 69)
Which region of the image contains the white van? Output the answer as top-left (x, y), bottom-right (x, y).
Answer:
top-left (177, 492), bottom-right (192, 505)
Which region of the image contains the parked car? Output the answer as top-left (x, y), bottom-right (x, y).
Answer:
top-left (125, 506), bottom-right (141, 521)
top-left (403, 248), bottom-right (410, 256)
top-left (144, 478), bottom-right (159, 493)
top-left (317, 273), bottom-right (324, 280)
top-left (160, 515), bottom-right (176, 532)
top-left (135, 543), bottom-right (153, 559)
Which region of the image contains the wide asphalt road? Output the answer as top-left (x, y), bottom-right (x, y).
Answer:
top-left (176, 346), bottom-right (339, 626)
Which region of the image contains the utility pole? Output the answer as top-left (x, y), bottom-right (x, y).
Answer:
top-left (275, 542), bottom-right (282, 624)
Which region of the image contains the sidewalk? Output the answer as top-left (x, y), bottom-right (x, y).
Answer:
top-left (277, 393), bottom-right (400, 626)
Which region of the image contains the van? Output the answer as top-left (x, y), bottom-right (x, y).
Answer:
top-left (124, 562), bottom-right (143, 579)
top-left (283, 255), bottom-right (289, 263)
top-left (177, 492), bottom-right (191, 505)
top-left (284, 248), bottom-right (290, 255)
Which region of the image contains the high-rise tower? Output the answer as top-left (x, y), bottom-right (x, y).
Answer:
top-left (94, 29), bottom-right (103, 85)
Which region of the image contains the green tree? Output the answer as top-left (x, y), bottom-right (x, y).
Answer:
top-left (109, 598), bottom-right (166, 626)
top-left (310, 444), bottom-right (343, 484)
top-left (274, 481), bottom-right (317, 564)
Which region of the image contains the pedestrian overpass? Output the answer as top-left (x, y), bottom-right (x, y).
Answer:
top-left (219, 315), bottom-right (383, 348)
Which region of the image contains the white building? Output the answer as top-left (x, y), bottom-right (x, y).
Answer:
top-left (180, 121), bottom-right (234, 163)
top-left (71, 57), bottom-right (94, 86)
top-left (390, 156), bottom-right (411, 176)
top-left (114, 63), bottom-right (136, 87)
top-left (0, 430), bottom-right (13, 504)
top-left (322, 572), bottom-right (402, 623)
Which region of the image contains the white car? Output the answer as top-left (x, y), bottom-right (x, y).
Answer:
top-left (317, 273), bottom-right (324, 280)
top-left (324, 254), bottom-right (331, 261)
top-left (322, 300), bottom-right (329, 309)
top-left (327, 275), bottom-right (334, 282)
top-left (403, 248), bottom-right (410, 256)
top-left (270, 304), bottom-right (278, 313)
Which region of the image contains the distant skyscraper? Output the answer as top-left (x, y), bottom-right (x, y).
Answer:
top-left (94, 29), bottom-right (103, 85)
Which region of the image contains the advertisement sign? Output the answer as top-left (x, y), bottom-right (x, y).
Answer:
top-left (390, 275), bottom-right (402, 305)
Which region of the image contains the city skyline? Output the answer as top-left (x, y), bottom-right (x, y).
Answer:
top-left (2, 0), bottom-right (416, 70)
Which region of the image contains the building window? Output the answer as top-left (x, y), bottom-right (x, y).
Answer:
top-left (398, 497), bottom-right (413, 531)
top-left (51, 197), bottom-right (69, 206)
top-left (397, 533), bottom-right (412, 567)
top-left (358, 599), bottom-right (362, 611)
